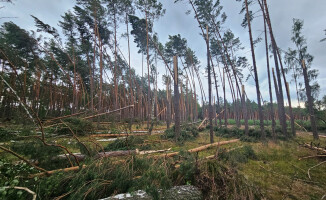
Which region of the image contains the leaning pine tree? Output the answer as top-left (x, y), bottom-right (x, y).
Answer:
top-left (287, 19), bottom-right (319, 140)
top-left (243, 0), bottom-right (265, 139)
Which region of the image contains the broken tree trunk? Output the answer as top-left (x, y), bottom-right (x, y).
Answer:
top-left (32, 148), bottom-right (172, 177)
top-left (153, 139), bottom-right (240, 158)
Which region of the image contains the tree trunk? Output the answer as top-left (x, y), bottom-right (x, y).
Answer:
top-left (245, 0), bottom-right (265, 139)
top-left (173, 56), bottom-right (180, 141)
top-left (302, 60), bottom-right (318, 140)
top-left (262, 10), bottom-right (276, 139)
top-left (206, 26), bottom-right (214, 144)
top-left (145, 9), bottom-right (151, 129)
top-left (263, 0), bottom-right (287, 137)
top-left (242, 85), bottom-right (249, 135)
top-left (166, 77), bottom-right (171, 129)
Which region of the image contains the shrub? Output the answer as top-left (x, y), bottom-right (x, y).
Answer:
top-left (49, 117), bottom-right (94, 136)
top-left (215, 127), bottom-right (244, 138)
top-left (37, 157), bottom-right (175, 200)
top-left (10, 140), bottom-right (65, 169)
top-left (104, 136), bottom-right (151, 151)
top-left (218, 145), bottom-right (257, 166)
top-left (196, 159), bottom-right (262, 199)
top-left (0, 128), bottom-right (17, 142)
top-left (0, 159), bottom-right (39, 200)
top-left (162, 125), bottom-right (199, 143)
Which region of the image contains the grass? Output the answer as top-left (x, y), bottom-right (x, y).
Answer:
top-left (239, 135), bottom-right (326, 199)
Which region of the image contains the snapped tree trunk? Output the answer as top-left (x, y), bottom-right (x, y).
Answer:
top-left (173, 56), bottom-right (180, 141)
top-left (302, 60), bottom-right (318, 140)
top-left (245, 0), bottom-right (265, 139)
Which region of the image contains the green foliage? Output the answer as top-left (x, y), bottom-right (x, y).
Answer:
top-left (214, 127), bottom-right (244, 138)
top-left (174, 151), bottom-right (198, 185)
top-left (215, 126), bottom-right (288, 142)
top-left (37, 157), bottom-right (174, 200)
top-left (0, 159), bottom-right (39, 200)
top-left (196, 159), bottom-right (262, 199)
top-left (162, 125), bottom-right (199, 143)
top-left (218, 146), bottom-right (257, 166)
top-left (104, 136), bottom-right (151, 151)
top-left (49, 117), bottom-right (94, 136)
top-left (10, 140), bottom-right (64, 169)
top-left (0, 128), bottom-right (17, 142)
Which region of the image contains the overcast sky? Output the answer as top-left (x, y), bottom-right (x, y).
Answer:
top-left (1, 0), bottom-right (325, 107)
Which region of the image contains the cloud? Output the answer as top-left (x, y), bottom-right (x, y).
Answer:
top-left (1, 0), bottom-right (325, 106)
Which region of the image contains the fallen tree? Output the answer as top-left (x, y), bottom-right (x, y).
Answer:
top-left (90, 131), bottom-right (164, 138)
top-left (301, 143), bottom-right (326, 154)
top-left (31, 139), bottom-right (239, 177)
top-left (153, 139), bottom-right (240, 158)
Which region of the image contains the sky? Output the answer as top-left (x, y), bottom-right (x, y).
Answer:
top-left (1, 0), bottom-right (325, 107)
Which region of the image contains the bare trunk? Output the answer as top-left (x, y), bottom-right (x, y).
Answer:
top-left (302, 60), bottom-right (318, 140)
top-left (262, 10), bottom-right (276, 138)
top-left (173, 56), bottom-right (180, 140)
top-left (263, 0), bottom-right (287, 136)
top-left (245, 0), bottom-right (265, 139)
top-left (242, 85), bottom-right (249, 135)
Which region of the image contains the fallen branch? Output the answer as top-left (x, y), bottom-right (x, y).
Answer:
top-left (2, 186), bottom-right (37, 200)
top-left (83, 105), bottom-right (134, 120)
top-left (30, 165), bottom-right (87, 178)
top-left (301, 143), bottom-right (326, 154)
top-left (61, 120), bottom-right (91, 156)
top-left (0, 145), bottom-right (47, 173)
top-left (188, 139), bottom-right (239, 153)
top-left (216, 109), bottom-right (225, 118)
top-left (285, 114), bottom-right (307, 132)
top-left (44, 111), bottom-right (86, 123)
top-left (32, 139), bottom-right (239, 177)
top-left (197, 118), bottom-right (207, 129)
top-left (45, 105), bottom-right (134, 128)
top-left (156, 107), bottom-right (166, 118)
top-left (90, 133), bottom-right (147, 137)
top-left (259, 164), bottom-right (318, 184)
top-left (307, 160), bottom-right (326, 180)
top-left (32, 148), bottom-right (172, 177)
top-left (153, 139), bottom-right (240, 158)
top-left (90, 131), bottom-right (163, 138)
top-left (299, 155), bottom-right (326, 160)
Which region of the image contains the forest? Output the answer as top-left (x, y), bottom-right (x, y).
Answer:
top-left (0, 0), bottom-right (326, 199)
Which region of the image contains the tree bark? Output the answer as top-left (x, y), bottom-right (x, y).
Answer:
top-left (302, 60), bottom-right (318, 140)
top-left (262, 9), bottom-right (276, 138)
top-left (206, 26), bottom-right (214, 144)
top-left (245, 0), bottom-right (265, 139)
top-left (263, 0), bottom-right (287, 137)
top-left (173, 56), bottom-right (180, 141)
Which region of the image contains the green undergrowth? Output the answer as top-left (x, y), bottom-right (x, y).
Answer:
top-left (239, 139), bottom-right (326, 199)
top-left (0, 158), bottom-right (39, 200)
top-left (104, 136), bottom-right (152, 151)
top-left (35, 147), bottom-right (261, 200)
top-left (9, 140), bottom-right (74, 170)
top-left (47, 117), bottom-right (94, 136)
top-left (162, 125), bottom-right (199, 144)
top-left (38, 157), bottom-right (175, 200)
top-left (214, 126), bottom-right (288, 142)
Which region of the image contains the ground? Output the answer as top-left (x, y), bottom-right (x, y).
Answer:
top-left (0, 121), bottom-right (326, 199)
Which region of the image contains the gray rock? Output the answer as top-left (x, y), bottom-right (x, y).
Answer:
top-left (100, 185), bottom-right (203, 200)
top-left (99, 190), bottom-right (151, 200)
